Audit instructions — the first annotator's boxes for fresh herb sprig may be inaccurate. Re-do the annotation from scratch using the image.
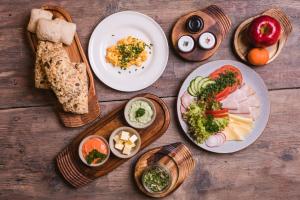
[199,71,237,100]
[135,108,146,118]
[85,149,107,165]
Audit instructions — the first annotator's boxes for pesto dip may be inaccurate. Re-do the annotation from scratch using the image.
[142,165,171,193]
[128,100,154,125]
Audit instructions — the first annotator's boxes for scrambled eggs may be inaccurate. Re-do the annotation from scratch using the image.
[105,36,148,68]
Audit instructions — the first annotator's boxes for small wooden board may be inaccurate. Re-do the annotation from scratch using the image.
[134,143,195,198]
[171,5,231,62]
[234,8,292,65]
[26,5,100,127]
[56,93,170,188]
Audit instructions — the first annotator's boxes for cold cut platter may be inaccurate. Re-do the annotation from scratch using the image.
[177,60,270,153]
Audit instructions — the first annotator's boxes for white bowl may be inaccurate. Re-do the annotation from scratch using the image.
[124,97,156,129]
[109,127,141,159]
[78,135,110,167]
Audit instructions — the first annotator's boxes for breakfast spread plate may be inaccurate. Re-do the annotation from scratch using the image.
[88,11,169,92]
[177,60,270,153]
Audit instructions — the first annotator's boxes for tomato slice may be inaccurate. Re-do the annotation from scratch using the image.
[206,108,228,115]
[209,65,243,100]
[211,113,229,118]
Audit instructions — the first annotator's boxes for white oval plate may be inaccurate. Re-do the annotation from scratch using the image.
[88,11,169,92]
[177,60,270,153]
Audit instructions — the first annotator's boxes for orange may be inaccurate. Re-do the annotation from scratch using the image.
[247,48,269,66]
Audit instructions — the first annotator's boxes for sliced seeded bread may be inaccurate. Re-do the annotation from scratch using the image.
[44,58,88,114]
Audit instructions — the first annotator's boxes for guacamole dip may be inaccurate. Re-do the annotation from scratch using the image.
[128,100,153,124]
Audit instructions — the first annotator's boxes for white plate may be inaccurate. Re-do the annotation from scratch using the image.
[88,11,169,92]
[177,60,270,153]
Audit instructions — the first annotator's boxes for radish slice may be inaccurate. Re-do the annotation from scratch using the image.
[205,133,226,147]
[181,91,195,108]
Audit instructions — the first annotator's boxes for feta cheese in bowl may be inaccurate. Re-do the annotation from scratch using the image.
[124,97,156,129]
[109,127,141,159]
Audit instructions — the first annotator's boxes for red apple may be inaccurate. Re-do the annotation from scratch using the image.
[248,15,281,47]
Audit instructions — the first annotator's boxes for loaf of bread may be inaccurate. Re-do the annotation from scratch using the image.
[27,9,53,33]
[35,41,69,89]
[43,57,88,114]
[36,18,76,45]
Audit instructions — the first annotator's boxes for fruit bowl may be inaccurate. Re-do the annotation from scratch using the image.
[233,8,292,65]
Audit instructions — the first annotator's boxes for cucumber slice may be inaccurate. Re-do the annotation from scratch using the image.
[193,77,204,95]
[190,79,198,95]
[197,77,209,92]
[201,80,215,90]
[188,79,197,96]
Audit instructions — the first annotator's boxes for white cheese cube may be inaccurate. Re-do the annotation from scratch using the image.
[113,134,121,143]
[120,131,130,141]
[125,141,136,148]
[129,134,138,143]
[122,145,132,155]
[115,142,124,151]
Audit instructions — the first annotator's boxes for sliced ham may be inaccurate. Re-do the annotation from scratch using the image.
[181,91,195,109]
[250,107,260,120]
[221,93,238,110]
[246,95,260,107]
[229,100,250,114]
[180,105,187,114]
[240,84,256,97]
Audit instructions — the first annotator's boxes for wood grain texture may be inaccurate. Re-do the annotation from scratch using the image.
[1,89,300,200]
[0,0,300,109]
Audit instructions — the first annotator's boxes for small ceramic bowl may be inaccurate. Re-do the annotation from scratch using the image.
[124,97,157,129]
[109,126,141,159]
[78,135,110,167]
[141,164,172,194]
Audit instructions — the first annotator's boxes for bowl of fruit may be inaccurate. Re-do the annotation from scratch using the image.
[233,8,292,66]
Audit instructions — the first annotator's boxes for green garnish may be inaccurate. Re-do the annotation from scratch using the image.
[142,166,170,193]
[117,40,146,67]
[85,149,107,165]
[199,71,237,100]
[135,108,145,118]
[184,101,228,143]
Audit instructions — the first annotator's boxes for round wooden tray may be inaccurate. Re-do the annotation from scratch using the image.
[171,5,231,62]
[234,8,292,64]
[134,143,195,198]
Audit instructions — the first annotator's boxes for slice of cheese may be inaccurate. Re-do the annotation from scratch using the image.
[125,140,136,148]
[229,114,253,124]
[223,126,243,141]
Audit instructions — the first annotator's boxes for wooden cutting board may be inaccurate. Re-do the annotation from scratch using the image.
[56,93,170,188]
[26,5,100,127]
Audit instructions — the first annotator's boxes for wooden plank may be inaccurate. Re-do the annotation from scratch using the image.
[1,0,300,109]
[1,89,300,199]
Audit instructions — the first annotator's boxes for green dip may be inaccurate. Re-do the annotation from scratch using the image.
[142,165,171,193]
[128,100,153,124]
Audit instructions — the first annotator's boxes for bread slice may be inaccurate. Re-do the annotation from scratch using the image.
[35,41,69,89]
[44,58,88,114]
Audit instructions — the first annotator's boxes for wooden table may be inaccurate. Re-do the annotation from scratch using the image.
[1,1,300,199]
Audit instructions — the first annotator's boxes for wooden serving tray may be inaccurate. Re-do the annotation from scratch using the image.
[234,8,292,64]
[26,5,100,127]
[56,93,170,188]
[134,143,195,198]
[171,5,231,62]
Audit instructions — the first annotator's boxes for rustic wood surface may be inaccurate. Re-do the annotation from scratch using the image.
[0,0,300,199]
